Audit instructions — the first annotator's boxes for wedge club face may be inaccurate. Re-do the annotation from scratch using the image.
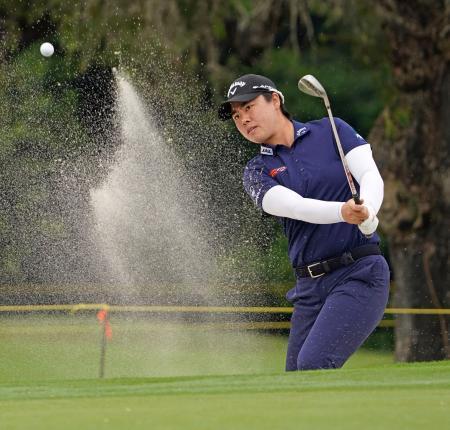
[298,74,327,99]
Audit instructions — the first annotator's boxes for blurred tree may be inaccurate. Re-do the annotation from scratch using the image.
[370,0,449,361]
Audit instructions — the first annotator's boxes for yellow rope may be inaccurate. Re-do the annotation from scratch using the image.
[0,304,449,315]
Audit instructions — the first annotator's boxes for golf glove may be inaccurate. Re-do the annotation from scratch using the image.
[358,204,379,236]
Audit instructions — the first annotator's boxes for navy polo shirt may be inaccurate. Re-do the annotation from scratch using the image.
[243,118,380,268]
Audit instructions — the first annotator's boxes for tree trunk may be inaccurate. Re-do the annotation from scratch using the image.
[370,0,450,361]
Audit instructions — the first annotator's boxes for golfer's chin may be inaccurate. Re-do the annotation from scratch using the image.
[246,132,265,144]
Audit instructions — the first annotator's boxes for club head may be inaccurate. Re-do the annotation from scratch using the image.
[298,74,327,99]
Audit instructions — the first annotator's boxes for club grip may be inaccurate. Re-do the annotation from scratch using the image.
[352,194,362,205]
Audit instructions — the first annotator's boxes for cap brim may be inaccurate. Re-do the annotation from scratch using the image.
[217,91,268,121]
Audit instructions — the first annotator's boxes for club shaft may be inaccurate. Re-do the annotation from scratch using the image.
[323,98,360,203]
[298,74,377,237]
[324,97,377,237]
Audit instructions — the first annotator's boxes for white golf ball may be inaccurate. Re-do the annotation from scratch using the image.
[40,42,54,57]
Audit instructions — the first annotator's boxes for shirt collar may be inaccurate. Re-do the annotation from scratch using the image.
[292,120,310,140]
[259,119,310,155]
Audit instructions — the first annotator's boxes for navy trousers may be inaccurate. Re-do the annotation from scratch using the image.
[285,255,390,371]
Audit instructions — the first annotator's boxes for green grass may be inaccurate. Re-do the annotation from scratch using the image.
[0,362,449,429]
[0,315,392,382]
[2,315,447,429]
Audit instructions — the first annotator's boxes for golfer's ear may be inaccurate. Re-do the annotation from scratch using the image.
[272,93,281,108]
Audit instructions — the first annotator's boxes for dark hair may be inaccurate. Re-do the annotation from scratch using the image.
[262,92,291,119]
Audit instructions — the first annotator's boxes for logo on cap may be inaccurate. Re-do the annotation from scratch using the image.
[227,81,246,98]
[252,84,276,92]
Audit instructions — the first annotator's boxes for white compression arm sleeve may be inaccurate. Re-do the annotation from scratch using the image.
[345,144,384,214]
[262,185,344,224]
[261,144,383,226]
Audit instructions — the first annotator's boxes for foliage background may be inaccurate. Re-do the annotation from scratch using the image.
[0,0,394,293]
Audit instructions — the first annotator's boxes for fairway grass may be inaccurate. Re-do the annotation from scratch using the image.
[0,361,449,430]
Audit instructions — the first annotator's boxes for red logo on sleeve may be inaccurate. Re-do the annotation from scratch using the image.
[269,166,287,178]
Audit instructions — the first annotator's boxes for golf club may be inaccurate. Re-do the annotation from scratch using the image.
[298,74,378,236]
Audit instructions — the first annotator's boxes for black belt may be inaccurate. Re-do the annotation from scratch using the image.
[295,244,381,279]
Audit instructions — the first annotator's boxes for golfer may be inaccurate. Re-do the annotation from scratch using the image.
[218,74,390,371]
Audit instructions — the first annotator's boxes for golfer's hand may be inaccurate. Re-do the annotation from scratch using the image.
[341,199,369,224]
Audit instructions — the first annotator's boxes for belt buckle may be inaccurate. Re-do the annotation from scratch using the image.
[307,262,324,278]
